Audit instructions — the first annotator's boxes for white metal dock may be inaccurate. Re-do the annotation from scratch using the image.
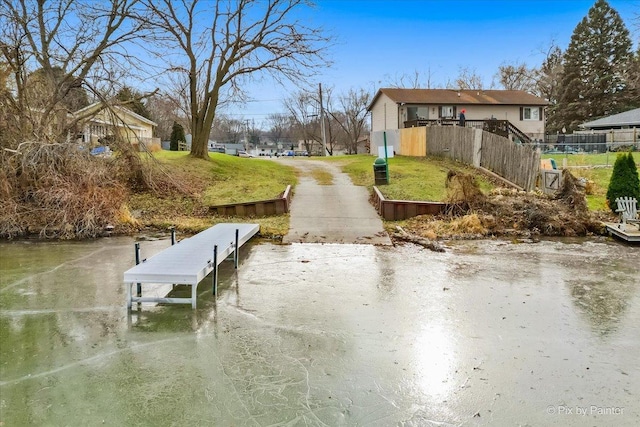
[124,223,259,309]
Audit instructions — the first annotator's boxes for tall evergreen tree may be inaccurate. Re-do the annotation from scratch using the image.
[170,122,185,151]
[625,46,640,109]
[116,86,152,120]
[556,0,633,132]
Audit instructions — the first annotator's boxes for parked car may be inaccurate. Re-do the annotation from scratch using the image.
[237,151,254,158]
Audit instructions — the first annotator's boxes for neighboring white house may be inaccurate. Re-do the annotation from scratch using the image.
[74,102,159,150]
[368,88,548,141]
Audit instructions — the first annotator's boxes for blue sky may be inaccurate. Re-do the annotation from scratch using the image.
[222,0,639,126]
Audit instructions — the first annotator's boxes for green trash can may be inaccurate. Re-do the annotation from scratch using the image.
[373,157,388,185]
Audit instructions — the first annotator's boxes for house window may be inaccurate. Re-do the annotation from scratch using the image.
[407,106,429,120]
[439,106,456,119]
[522,107,541,121]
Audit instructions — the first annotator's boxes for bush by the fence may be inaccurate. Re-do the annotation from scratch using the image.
[606,152,640,212]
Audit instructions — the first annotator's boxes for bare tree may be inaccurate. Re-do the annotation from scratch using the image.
[329,88,370,154]
[496,61,537,92]
[449,66,487,90]
[146,93,185,140]
[210,115,245,145]
[536,43,564,133]
[143,0,331,159]
[0,0,150,144]
[284,90,319,153]
[265,113,293,146]
[383,68,440,89]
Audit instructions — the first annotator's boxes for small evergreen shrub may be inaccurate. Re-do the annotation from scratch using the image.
[606,152,640,212]
[170,122,185,151]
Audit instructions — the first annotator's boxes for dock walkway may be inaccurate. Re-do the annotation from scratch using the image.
[124,223,259,308]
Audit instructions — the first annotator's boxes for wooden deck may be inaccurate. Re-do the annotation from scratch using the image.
[604,222,640,243]
[124,223,260,308]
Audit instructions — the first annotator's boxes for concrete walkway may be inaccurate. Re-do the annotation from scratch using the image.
[274,158,391,245]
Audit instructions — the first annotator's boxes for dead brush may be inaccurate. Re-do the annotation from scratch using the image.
[0,141,142,239]
[448,213,488,235]
[444,170,487,215]
[555,170,588,213]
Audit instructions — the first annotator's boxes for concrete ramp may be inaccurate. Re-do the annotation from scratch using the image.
[277,159,391,245]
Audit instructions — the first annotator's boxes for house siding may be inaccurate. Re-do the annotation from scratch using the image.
[82,107,155,145]
[370,93,399,134]
[458,105,545,140]
[372,101,545,140]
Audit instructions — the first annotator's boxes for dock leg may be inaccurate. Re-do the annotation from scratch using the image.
[191,283,197,309]
[171,228,177,290]
[234,228,239,269]
[212,245,218,295]
[127,282,132,309]
[134,243,141,298]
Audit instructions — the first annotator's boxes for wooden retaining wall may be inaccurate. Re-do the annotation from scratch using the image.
[209,185,291,217]
[372,186,446,221]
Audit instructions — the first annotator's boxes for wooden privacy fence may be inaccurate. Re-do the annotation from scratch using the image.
[480,132,540,191]
[426,126,477,165]
[399,126,427,156]
[397,127,540,191]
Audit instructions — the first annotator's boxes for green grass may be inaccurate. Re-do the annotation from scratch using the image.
[541,151,640,167]
[153,151,297,205]
[566,167,614,211]
[310,168,334,185]
[541,151,639,211]
[128,151,296,234]
[326,154,493,201]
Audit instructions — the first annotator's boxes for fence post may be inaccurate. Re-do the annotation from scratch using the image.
[473,129,482,167]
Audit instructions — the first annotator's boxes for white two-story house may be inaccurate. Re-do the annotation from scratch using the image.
[368,88,548,142]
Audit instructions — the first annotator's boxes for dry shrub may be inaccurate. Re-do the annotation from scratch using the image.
[403,213,491,239]
[399,169,600,240]
[449,213,487,234]
[555,170,588,213]
[445,170,486,214]
[31,177,127,239]
[0,141,145,239]
[116,205,140,227]
[582,179,596,195]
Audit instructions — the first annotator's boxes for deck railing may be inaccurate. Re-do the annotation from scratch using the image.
[404,118,531,143]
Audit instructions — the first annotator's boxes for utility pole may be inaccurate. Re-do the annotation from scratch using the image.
[319,83,327,156]
[243,119,250,151]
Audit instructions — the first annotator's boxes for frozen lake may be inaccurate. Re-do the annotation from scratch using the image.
[1,236,638,426]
